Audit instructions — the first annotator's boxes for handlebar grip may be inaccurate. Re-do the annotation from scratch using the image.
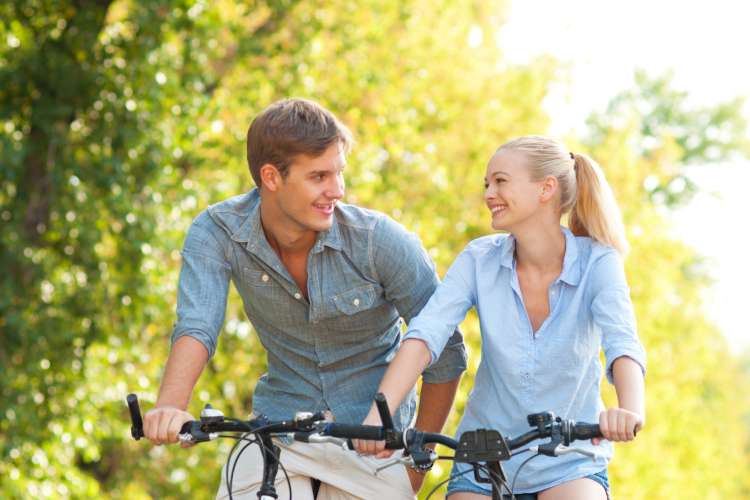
[322,423,385,441]
[571,423,602,440]
[127,394,144,440]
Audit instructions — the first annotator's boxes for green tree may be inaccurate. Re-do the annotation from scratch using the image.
[578,72,750,499]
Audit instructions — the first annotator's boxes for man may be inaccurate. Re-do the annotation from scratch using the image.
[143,98,466,499]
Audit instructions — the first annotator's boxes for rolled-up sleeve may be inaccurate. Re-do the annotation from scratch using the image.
[170,211,231,359]
[372,217,467,383]
[590,249,647,384]
[405,248,476,370]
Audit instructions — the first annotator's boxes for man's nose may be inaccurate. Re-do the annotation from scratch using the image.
[328,174,345,199]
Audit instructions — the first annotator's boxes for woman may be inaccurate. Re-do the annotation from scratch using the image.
[355,136,646,499]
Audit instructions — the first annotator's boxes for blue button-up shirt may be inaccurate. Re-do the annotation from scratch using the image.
[171,189,467,429]
[405,228,646,493]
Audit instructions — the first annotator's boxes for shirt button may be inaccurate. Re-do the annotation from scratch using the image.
[261,274,269,282]
[294,292,302,300]
[353,298,360,306]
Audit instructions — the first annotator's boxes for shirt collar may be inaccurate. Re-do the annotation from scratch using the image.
[312,215,343,253]
[497,233,516,271]
[558,227,581,286]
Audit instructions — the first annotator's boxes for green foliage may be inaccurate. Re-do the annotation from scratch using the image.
[578,76,750,498]
[1,1,748,499]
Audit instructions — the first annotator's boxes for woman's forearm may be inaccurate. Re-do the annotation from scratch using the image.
[612,355,645,421]
[374,338,433,418]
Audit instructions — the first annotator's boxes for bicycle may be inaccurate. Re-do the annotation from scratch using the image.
[127,393,603,500]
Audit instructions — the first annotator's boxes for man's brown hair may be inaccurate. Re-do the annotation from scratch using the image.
[246,98,353,187]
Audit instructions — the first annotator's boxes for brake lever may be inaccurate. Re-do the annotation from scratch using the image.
[374,455,414,475]
[530,444,600,461]
[373,449,437,476]
[178,421,218,444]
[294,432,351,450]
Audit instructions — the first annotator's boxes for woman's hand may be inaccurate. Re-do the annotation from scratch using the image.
[593,407,644,445]
[352,408,394,458]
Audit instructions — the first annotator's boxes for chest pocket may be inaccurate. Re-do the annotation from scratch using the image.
[240,267,306,331]
[332,284,376,315]
[243,268,276,288]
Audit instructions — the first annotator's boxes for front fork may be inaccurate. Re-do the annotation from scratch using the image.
[257,434,281,500]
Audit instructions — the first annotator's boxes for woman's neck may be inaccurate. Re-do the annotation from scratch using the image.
[513,223,566,274]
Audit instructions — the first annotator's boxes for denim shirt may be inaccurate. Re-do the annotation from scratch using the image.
[405,228,646,493]
[171,189,467,429]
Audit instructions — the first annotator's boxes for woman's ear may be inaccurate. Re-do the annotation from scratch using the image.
[540,175,559,203]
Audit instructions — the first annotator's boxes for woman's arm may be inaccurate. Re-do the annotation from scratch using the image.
[597,355,645,443]
[354,245,479,455]
[354,339,433,455]
[589,250,647,444]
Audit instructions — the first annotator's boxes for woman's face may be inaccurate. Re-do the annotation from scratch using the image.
[484,150,547,231]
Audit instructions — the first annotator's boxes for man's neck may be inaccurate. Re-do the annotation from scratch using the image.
[259,201,317,258]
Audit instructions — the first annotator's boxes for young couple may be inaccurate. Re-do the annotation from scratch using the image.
[143,98,646,500]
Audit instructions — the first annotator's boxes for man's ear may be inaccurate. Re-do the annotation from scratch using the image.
[260,164,282,192]
[540,175,558,203]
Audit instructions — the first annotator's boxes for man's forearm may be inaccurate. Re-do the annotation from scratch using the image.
[156,335,210,409]
[414,376,461,434]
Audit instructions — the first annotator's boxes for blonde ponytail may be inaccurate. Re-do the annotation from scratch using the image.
[568,153,629,256]
[496,136,629,256]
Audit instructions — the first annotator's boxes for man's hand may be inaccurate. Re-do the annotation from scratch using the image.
[593,407,643,445]
[143,406,195,448]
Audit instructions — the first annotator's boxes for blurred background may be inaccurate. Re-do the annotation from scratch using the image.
[1,1,749,498]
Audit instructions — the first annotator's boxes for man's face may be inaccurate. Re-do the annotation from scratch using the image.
[274,142,346,233]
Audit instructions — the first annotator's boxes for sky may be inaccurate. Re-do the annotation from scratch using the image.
[498,0,750,352]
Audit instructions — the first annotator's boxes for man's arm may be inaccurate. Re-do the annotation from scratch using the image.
[143,211,231,446]
[370,216,468,385]
[408,377,461,492]
[414,378,461,435]
[143,336,209,446]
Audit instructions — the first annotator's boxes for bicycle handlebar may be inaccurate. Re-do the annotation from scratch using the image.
[127,392,602,451]
[127,392,606,499]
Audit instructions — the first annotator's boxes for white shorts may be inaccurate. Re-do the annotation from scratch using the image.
[215,438,415,500]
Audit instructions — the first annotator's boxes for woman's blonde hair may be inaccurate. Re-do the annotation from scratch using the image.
[496,135,629,255]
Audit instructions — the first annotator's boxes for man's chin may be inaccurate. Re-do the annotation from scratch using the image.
[307,216,334,232]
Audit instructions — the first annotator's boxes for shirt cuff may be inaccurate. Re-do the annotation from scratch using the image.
[420,330,467,384]
[171,328,216,359]
[605,349,646,385]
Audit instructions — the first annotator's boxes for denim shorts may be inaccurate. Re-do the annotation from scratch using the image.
[446,467,609,499]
